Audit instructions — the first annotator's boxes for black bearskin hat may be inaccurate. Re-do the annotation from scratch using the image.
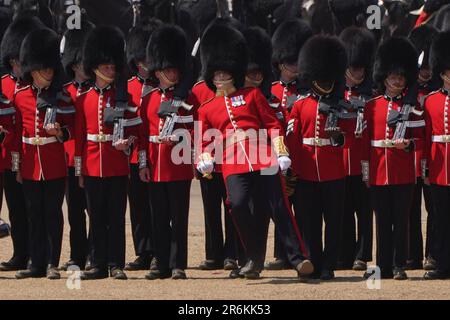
[430,30,450,76]
[339,26,376,70]
[200,23,248,91]
[1,16,45,73]
[272,19,312,69]
[82,25,125,78]
[146,24,189,74]
[60,21,95,79]
[19,28,61,83]
[409,24,438,69]
[243,26,273,97]
[126,18,162,74]
[298,34,348,83]
[373,37,418,90]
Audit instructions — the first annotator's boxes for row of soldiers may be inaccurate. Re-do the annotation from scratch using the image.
[0,2,449,281]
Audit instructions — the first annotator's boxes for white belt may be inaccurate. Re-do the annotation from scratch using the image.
[303,137,331,146]
[22,136,57,146]
[149,135,160,143]
[371,139,396,148]
[87,133,113,142]
[432,135,450,143]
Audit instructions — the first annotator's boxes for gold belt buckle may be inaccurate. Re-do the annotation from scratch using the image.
[384,140,394,147]
[315,138,322,147]
[97,134,105,142]
[443,135,450,143]
[32,137,41,145]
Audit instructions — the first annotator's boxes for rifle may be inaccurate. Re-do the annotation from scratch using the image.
[158,99,192,142]
[318,98,345,146]
[112,118,125,146]
[44,106,58,127]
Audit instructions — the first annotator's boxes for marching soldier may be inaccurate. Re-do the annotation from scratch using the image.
[139,24,195,280]
[13,28,74,279]
[338,26,376,271]
[58,21,94,271]
[0,16,44,272]
[407,24,438,271]
[196,23,313,280]
[423,30,450,280]
[192,17,242,272]
[124,19,161,272]
[75,26,141,280]
[265,18,313,271]
[287,35,348,280]
[362,37,422,280]
[191,77,239,271]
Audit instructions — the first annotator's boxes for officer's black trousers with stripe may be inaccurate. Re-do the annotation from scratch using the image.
[148,180,191,271]
[22,178,65,271]
[65,167,89,267]
[128,164,153,258]
[370,184,414,272]
[84,176,127,270]
[3,170,29,264]
[199,172,237,264]
[226,170,307,271]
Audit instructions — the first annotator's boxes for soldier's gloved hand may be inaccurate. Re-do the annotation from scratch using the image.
[278,156,291,172]
[197,159,214,175]
[113,138,130,151]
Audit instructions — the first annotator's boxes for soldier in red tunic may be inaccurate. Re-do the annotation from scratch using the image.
[361,37,423,280]
[196,23,312,280]
[337,26,376,272]
[0,16,44,272]
[287,35,348,280]
[75,26,141,280]
[265,18,313,271]
[58,20,94,272]
[13,29,73,280]
[138,24,195,280]
[407,24,438,271]
[423,31,450,280]
[124,19,162,272]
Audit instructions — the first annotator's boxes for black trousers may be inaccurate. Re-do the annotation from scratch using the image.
[226,171,306,270]
[22,178,65,270]
[148,180,191,271]
[371,184,414,271]
[3,170,29,262]
[429,184,450,272]
[295,179,345,274]
[273,186,300,262]
[408,178,434,263]
[199,172,237,262]
[339,175,373,266]
[84,176,127,269]
[128,164,153,258]
[65,167,89,265]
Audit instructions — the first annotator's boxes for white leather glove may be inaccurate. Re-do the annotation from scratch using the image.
[197,159,214,175]
[278,156,291,172]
